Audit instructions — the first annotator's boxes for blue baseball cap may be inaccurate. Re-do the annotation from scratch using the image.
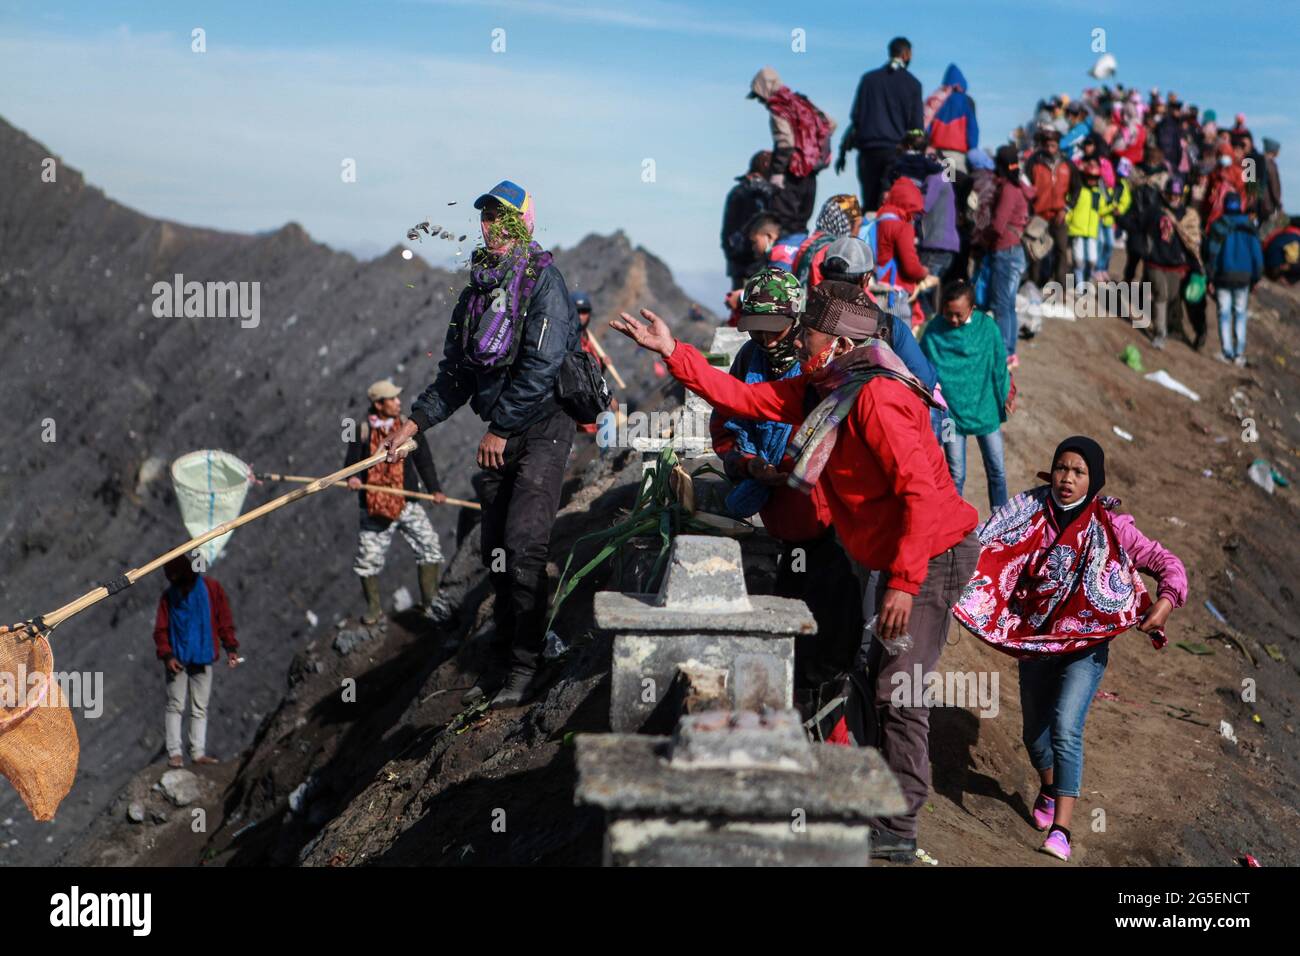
[473,180,532,216]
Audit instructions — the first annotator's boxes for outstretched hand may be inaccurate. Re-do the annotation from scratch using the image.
[610,309,677,359]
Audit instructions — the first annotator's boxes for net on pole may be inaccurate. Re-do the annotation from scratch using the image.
[0,634,78,821]
[170,450,252,566]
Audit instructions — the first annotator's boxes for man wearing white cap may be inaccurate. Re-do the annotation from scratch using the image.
[345,378,448,626]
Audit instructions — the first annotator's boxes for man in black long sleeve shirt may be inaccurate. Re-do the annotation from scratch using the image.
[837,37,924,212]
[344,378,448,626]
[384,180,579,708]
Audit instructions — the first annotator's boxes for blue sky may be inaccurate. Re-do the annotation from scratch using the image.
[3,0,1298,305]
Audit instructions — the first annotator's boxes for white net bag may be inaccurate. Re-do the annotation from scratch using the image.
[170,450,252,566]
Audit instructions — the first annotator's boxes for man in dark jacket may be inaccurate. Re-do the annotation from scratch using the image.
[344,378,448,626]
[721,151,776,289]
[1140,179,1202,349]
[1118,147,1170,283]
[836,37,923,212]
[1153,104,1184,177]
[385,180,579,708]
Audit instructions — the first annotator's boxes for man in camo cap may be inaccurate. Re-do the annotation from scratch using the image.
[712,268,861,686]
[736,266,804,371]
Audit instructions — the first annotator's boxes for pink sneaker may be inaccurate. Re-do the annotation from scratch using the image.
[1041,828,1071,861]
[1031,791,1055,831]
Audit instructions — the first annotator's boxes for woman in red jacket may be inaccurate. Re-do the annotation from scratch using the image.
[612,290,978,861]
[872,177,932,328]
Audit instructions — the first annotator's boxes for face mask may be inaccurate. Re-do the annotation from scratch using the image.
[763,331,799,374]
[1051,488,1085,509]
[804,336,849,374]
[1218,155,1231,168]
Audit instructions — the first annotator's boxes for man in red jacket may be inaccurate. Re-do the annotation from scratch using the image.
[1025,127,1080,288]
[152,555,240,768]
[612,294,979,862]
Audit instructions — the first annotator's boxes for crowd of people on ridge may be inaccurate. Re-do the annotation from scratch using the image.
[154,37,1292,866]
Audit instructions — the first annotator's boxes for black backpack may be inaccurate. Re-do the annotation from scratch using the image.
[554,350,613,425]
[801,670,878,746]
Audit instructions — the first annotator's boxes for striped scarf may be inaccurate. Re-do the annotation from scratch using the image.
[786,341,937,494]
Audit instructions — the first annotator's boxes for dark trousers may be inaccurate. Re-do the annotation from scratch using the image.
[862,532,980,839]
[856,147,896,212]
[1122,250,1142,284]
[774,532,863,686]
[478,408,573,669]
[771,172,818,235]
[1034,218,1071,287]
[918,249,955,319]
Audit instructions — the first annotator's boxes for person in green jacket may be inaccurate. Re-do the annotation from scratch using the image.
[921,280,1011,509]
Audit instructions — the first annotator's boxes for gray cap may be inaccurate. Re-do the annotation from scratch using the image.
[821,236,874,278]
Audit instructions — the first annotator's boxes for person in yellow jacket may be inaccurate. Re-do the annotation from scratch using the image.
[1097,171,1130,281]
[1066,158,1111,286]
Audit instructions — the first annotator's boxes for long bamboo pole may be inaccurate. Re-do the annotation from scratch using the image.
[258,472,480,510]
[2,441,417,639]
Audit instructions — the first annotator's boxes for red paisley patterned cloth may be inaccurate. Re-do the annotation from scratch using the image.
[952,487,1160,658]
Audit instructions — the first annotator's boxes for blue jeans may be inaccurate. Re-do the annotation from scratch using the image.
[942,428,1008,509]
[1018,642,1110,798]
[1097,222,1114,273]
[929,406,947,444]
[1071,235,1098,287]
[1216,285,1250,358]
[988,245,1026,357]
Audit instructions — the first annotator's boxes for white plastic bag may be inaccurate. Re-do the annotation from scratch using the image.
[1017,281,1044,337]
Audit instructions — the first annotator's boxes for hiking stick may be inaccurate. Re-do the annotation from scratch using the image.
[584,332,627,389]
[257,472,481,511]
[1,441,417,641]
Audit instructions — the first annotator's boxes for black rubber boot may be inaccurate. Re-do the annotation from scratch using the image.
[869,826,917,864]
[418,563,454,624]
[461,636,511,706]
[491,663,538,709]
[359,575,383,625]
